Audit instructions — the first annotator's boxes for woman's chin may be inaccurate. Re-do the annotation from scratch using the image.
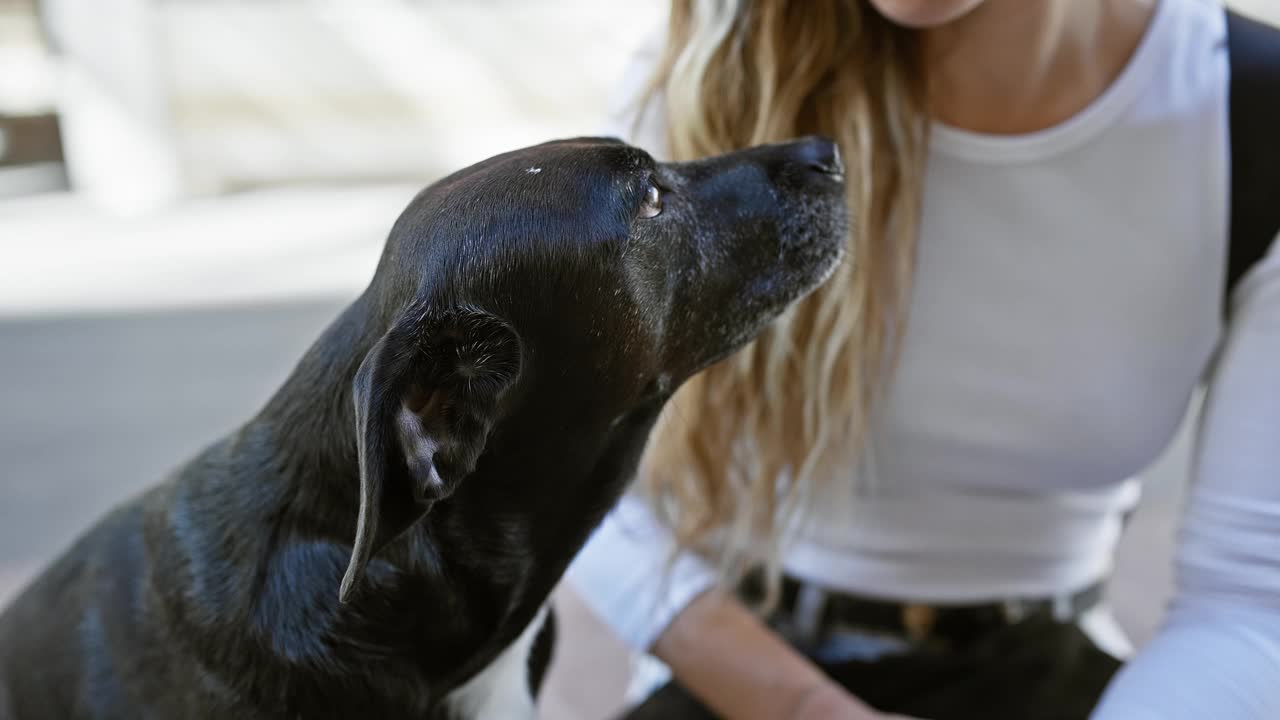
[866,0,988,29]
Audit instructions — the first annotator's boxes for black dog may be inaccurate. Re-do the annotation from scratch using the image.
[0,136,846,719]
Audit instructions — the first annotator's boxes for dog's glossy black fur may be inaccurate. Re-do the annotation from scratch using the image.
[0,136,846,719]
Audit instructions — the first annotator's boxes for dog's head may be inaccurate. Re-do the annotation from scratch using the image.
[339,136,847,601]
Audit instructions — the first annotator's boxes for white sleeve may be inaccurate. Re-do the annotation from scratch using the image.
[565,494,718,650]
[1092,240,1280,719]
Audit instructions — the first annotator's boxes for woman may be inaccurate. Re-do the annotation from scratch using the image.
[568,0,1280,718]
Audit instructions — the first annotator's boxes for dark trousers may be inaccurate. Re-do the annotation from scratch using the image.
[621,617,1122,720]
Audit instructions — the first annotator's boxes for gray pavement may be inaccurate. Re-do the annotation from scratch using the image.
[0,299,344,596]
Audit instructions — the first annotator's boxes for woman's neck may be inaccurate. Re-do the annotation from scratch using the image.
[923,0,1156,134]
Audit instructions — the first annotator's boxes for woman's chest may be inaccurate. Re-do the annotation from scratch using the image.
[879,151,1224,492]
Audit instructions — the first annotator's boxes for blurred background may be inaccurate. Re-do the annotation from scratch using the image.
[0,1,1276,718]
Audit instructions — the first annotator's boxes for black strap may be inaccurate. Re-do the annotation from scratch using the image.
[1226,11,1280,306]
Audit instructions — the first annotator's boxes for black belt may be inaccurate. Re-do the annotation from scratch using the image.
[746,575,1105,650]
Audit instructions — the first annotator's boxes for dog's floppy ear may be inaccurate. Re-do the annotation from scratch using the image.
[339,306,521,603]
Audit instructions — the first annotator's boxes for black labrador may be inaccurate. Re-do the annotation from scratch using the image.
[0,136,846,719]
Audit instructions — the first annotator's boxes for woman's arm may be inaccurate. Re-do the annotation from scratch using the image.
[567,496,887,720]
[1092,241,1280,719]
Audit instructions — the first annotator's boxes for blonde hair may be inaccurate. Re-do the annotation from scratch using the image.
[638,0,930,597]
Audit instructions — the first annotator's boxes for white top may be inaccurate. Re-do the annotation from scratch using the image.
[567,1,1280,717]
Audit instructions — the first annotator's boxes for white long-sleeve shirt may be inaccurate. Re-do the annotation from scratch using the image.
[567,1,1280,717]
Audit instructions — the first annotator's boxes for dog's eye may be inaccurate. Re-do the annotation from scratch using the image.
[638,181,663,219]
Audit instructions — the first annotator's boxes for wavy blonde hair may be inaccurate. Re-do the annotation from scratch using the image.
[638,0,930,596]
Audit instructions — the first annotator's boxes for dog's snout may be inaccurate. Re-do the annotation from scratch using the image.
[789,136,843,179]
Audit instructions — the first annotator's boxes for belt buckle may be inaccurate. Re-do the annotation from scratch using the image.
[1001,598,1030,624]
[1051,593,1074,621]
[901,603,937,642]
[791,583,828,644]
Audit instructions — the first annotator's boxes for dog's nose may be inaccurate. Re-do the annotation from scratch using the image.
[790,136,843,179]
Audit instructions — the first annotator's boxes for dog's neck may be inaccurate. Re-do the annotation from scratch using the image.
[181,293,657,687]
[258,297,376,492]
